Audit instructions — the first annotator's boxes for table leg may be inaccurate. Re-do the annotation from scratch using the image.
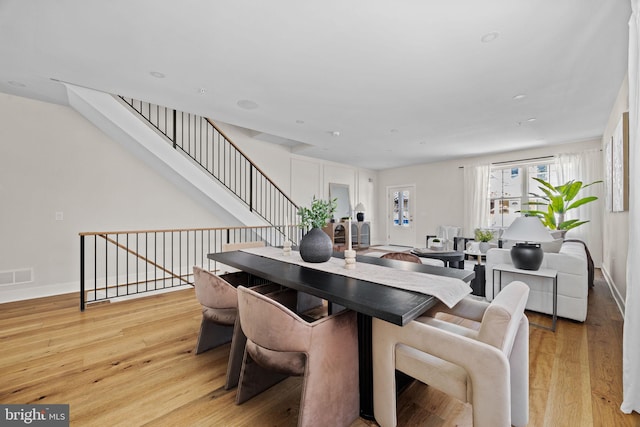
[357,313,375,420]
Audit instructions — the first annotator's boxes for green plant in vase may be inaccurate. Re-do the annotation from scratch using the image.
[518,178,602,231]
[474,228,495,253]
[297,197,337,262]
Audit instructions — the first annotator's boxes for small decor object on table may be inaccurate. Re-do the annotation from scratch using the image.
[474,228,495,253]
[297,196,337,263]
[344,249,356,269]
[430,238,443,250]
[283,239,292,256]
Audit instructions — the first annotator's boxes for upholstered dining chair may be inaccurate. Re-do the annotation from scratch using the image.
[192,266,280,389]
[380,251,422,263]
[373,281,530,427]
[235,285,360,427]
[380,251,445,267]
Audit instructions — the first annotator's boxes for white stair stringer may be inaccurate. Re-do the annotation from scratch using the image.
[64,83,269,230]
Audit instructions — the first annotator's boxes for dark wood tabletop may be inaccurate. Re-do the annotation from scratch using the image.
[208,250,473,326]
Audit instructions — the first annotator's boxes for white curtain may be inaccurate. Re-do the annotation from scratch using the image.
[463,163,490,238]
[554,149,604,266]
[622,0,640,414]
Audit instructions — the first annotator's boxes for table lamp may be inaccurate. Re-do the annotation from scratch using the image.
[501,216,553,270]
[354,202,366,222]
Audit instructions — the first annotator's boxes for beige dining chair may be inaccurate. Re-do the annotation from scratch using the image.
[373,281,530,427]
[380,251,445,267]
[235,285,360,427]
[380,251,422,263]
[192,266,281,389]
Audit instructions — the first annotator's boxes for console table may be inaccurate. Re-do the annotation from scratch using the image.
[493,263,558,332]
[323,221,370,249]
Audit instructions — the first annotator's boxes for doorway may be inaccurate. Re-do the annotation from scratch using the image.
[386,185,416,247]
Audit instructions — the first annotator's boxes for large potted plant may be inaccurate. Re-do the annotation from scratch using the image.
[519,177,602,233]
[297,196,337,262]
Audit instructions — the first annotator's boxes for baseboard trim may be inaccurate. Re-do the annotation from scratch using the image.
[601,265,625,317]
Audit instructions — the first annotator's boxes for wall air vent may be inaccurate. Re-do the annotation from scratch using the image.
[0,268,34,286]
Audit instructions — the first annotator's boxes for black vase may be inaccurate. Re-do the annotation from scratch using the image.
[357,212,365,222]
[299,227,333,263]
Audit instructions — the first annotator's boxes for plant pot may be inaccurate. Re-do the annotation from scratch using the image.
[299,227,333,263]
[479,242,491,253]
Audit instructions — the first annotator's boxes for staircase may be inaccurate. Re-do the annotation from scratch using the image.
[64,83,299,243]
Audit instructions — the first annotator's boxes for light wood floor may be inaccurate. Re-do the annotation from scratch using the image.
[1,270,639,426]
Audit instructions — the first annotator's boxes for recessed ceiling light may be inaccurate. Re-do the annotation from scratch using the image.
[237,99,259,110]
[149,71,165,78]
[331,131,341,137]
[199,88,207,95]
[481,32,499,43]
[512,94,526,100]
[527,117,537,122]
[8,80,26,87]
[296,120,305,124]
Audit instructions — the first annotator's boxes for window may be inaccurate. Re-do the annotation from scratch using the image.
[392,190,410,227]
[489,162,556,229]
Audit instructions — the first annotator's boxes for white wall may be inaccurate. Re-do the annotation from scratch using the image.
[212,122,379,242]
[0,93,229,303]
[376,139,602,249]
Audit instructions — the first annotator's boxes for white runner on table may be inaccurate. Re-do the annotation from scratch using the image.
[241,246,471,308]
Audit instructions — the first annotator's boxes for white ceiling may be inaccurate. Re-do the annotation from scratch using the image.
[0,0,631,170]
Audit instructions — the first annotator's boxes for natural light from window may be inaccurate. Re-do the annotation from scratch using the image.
[489,162,557,229]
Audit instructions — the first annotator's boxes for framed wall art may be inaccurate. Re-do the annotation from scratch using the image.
[612,111,629,212]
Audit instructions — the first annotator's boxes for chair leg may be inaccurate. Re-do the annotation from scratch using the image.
[510,317,530,427]
[194,317,234,354]
[235,349,289,404]
[224,316,246,389]
[372,318,400,427]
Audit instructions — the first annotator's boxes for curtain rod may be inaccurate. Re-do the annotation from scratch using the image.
[458,155,554,169]
[491,155,554,166]
[458,147,602,169]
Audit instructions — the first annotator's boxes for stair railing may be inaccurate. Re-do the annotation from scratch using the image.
[79,225,301,310]
[118,97,299,240]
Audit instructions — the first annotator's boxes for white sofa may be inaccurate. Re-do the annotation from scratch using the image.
[485,241,589,322]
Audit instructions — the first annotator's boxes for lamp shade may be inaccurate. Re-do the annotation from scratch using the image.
[354,202,365,212]
[501,216,553,243]
[502,216,553,270]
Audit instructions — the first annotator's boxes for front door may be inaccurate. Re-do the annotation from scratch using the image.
[387,185,416,247]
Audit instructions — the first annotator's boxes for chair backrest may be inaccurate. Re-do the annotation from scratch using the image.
[237,286,312,352]
[193,266,238,309]
[436,225,462,240]
[477,281,529,356]
[222,241,266,252]
[381,252,422,264]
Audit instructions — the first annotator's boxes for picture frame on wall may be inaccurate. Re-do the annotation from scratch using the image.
[605,137,613,212]
[612,112,629,212]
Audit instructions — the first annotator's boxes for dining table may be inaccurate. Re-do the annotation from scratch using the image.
[207,248,474,420]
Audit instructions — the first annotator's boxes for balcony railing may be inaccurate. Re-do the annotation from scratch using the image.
[79,225,300,310]
[118,97,298,235]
